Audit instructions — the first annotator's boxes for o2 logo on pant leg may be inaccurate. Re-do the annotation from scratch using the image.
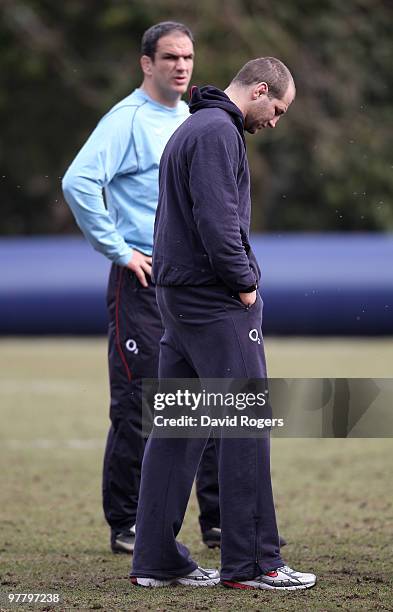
[249,329,261,344]
[125,338,139,354]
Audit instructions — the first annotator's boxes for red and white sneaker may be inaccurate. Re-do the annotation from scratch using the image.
[131,566,220,588]
[222,565,316,591]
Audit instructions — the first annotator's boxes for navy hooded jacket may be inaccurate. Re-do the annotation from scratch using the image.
[152,86,260,293]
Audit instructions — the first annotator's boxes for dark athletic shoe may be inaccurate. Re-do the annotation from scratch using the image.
[202,527,221,549]
[111,525,135,554]
[130,566,220,588]
[202,528,287,549]
[222,565,316,591]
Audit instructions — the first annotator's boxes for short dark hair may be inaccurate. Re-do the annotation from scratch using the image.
[232,57,294,100]
[141,21,194,60]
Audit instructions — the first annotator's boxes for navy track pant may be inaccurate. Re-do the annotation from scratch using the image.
[102,264,220,533]
[131,285,283,581]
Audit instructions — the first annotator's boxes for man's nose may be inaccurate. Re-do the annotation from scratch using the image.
[268,117,280,128]
[176,57,187,71]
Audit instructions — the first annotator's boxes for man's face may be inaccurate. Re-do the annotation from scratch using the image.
[245,82,295,134]
[143,33,194,102]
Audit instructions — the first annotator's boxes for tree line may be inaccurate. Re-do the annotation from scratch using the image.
[0,0,392,235]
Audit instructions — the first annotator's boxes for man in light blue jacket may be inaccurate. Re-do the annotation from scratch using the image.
[62,21,220,554]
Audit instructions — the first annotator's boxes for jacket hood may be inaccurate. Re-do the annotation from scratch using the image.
[189,85,245,139]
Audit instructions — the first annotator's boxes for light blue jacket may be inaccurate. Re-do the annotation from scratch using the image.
[62,88,189,265]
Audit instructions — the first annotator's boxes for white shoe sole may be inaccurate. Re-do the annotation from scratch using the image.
[131,576,220,588]
[177,576,220,587]
[131,577,171,587]
[222,577,316,591]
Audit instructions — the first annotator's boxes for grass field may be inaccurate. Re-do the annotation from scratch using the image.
[0,338,392,611]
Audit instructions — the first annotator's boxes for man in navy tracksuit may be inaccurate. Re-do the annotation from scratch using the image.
[131,58,317,590]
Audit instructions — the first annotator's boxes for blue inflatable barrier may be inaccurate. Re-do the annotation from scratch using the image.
[0,234,392,335]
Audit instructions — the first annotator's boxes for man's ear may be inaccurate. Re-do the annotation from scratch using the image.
[252,81,269,100]
[140,55,153,77]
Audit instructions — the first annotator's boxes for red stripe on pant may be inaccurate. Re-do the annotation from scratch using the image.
[115,266,132,382]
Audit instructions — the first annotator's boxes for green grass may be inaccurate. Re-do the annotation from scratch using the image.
[0,338,392,611]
